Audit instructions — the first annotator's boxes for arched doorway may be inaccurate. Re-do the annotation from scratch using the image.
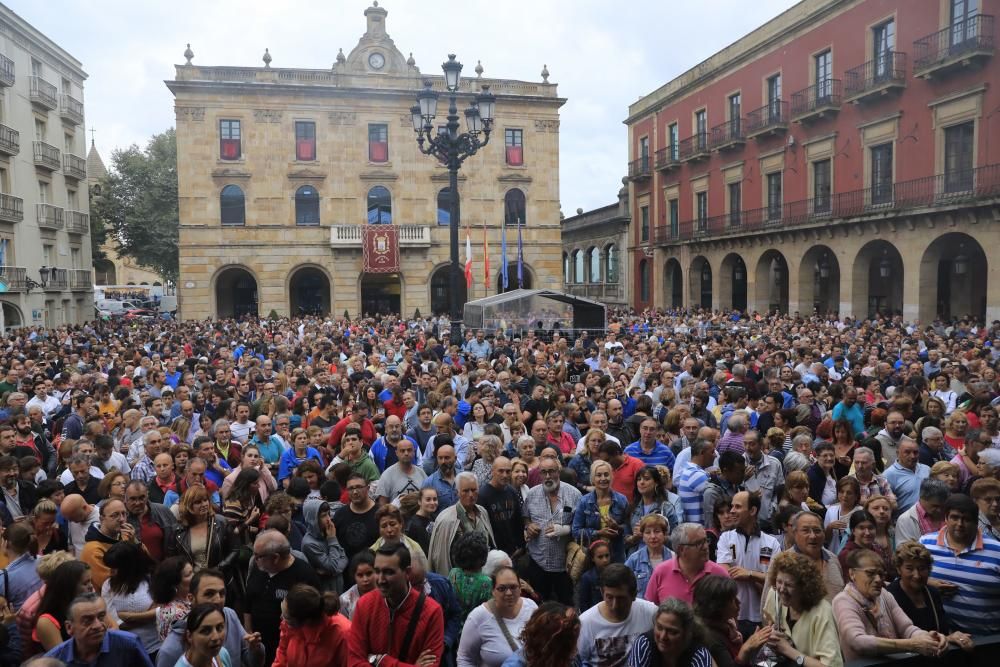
[430,264,467,316]
[690,256,712,310]
[289,266,330,316]
[719,253,748,312]
[360,273,401,316]
[93,259,116,285]
[1,301,22,331]
[798,246,840,316]
[852,240,903,318]
[497,263,532,293]
[919,233,987,322]
[215,266,258,319]
[664,258,683,309]
[754,250,789,314]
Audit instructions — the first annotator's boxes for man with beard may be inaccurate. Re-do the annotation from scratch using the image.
[870,410,907,467]
[0,454,36,521]
[522,455,581,605]
[375,437,426,505]
[421,444,459,512]
[14,412,55,476]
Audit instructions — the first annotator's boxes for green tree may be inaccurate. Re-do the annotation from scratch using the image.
[90,129,179,282]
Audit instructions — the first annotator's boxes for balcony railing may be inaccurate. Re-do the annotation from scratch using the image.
[0,124,18,156]
[59,94,84,126]
[329,224,432,248]
[628,156,651,180]
[65,210,89,235]
[791,79,842,121]
[36,203,64,230]
[914,14,994,76]
[70,269,92,290]
[0,266,26,291]
[565,282,624,302]
[0,194,23,223]
[710,119,745,151]
[32,141,60,171]
[653,162,1000,245]
[744,101,788,138]
[0,54,13,87]
[844,51,907,102]
[63,153,87,181]
[677,133,710,162]
[655,146,680,171]
[29,75,57,110]
[46,268,68,290]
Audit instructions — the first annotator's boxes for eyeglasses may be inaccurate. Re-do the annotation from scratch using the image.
[680,538,708,549]
[539,469,560,476]
[494,584,519,593]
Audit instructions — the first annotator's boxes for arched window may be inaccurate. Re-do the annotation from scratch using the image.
[563,253,571,284]
[367,186,392,224]
[295,185,320,226]
[605,244,618,283]
[504,188,526,226]
[437,188,452,226]
[639,260,650,302]
[220,185,245,226]
[589,247,601,283]
[574,250,585,284]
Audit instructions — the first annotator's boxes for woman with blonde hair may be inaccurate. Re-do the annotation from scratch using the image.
[167,485,236,572]
[510,459,530,501]
[929,460,960,492]
[171,417,192,445]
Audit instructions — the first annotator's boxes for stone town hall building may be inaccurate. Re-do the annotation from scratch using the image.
[168,2,564,320]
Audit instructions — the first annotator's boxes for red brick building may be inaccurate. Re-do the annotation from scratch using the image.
[626,0,1000,322]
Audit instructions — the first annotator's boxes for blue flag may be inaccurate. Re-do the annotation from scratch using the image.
[516,218,524,288]
[500,220,508,290]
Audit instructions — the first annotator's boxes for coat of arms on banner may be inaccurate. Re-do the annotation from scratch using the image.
[362,226,400,273]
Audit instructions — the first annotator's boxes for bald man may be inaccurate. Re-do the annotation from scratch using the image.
[370,415,405,473]
[478,455,524,554]
[60,493,99,556]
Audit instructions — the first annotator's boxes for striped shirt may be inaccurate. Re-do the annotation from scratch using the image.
[920,527,1000,634]
[626,634,712,667]
[623,440,676,469]
[677,462,710,525]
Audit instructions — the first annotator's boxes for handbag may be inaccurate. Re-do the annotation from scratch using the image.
[566,534,587,583]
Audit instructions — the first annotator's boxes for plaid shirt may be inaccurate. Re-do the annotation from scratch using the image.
[521,482,582,572]
[849,472,895,504]
[131,456,157,485]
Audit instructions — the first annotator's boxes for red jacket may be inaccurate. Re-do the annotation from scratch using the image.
[328,416,378,450]
[273,614,348,667]
[348,587,444,667]
[612,453,646,504]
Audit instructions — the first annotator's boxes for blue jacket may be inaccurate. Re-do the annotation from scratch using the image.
[426,571,462,649]
[572,490,630,562]
[624,544,674,601]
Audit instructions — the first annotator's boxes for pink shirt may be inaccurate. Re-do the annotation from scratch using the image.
[644,557,731,605]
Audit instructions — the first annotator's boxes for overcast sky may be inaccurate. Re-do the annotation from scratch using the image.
[9,0,798,213]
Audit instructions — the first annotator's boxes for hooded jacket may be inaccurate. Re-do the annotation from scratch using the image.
[301,499,348,593]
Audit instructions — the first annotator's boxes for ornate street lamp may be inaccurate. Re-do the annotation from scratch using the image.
[412,54,495,343]
[24,266,50,292]
[818,255,830,279]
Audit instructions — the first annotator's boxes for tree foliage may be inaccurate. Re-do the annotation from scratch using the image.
[90,129,179,282]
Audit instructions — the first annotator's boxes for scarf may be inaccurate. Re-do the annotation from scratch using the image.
[844,583,894,639]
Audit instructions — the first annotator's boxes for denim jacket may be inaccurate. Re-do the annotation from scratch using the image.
[627,494,684,538]
[624,543,674,601]
[571,490,630,562]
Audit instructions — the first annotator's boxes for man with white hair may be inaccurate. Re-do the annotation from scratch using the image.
[426,471,495,575]
[645,522,729,605]
[522,454,582,605]
[918,426,950,467]
[849,446,896,506]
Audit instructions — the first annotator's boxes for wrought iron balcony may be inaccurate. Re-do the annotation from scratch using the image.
[0,266,26,291]
[65,210,89,235]
[29,75,57,110]
[0,194,22,223]
[0,54,13,87]
[70,269,92,290]
[63,153,87,181]
[628,156,651,181]
[36,203,64,231]
[710,119,745,151]
[914,14,994,77]
[844,51,907,102]
[655,146,680,172]
[60,94,84,126]
[46,268,68,290]
[677,133,710,162]
[329,224,431,248]
[0,124,18,156]
[791,79,842,122]
[744,101,788,139]
[32,141,61,171]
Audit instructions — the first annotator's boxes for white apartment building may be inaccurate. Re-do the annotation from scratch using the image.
[0,3,92,330]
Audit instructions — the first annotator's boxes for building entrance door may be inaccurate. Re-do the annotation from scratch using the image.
[360,273,401,317]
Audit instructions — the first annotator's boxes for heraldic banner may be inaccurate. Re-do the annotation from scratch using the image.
[362,226,400,274]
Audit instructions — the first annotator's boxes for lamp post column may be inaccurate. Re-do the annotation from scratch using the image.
[449,158,462,343]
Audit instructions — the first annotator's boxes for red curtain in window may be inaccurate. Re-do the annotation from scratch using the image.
[221,139,240,160]
[370,141,388,163]
[296,139,315,161]
[506,146,523,166]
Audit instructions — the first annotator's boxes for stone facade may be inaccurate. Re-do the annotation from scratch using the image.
[167,2,564,320]
[560,180,630,306]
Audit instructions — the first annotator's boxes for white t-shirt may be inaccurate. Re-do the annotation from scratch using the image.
[59,466,106,486]
[457,598,537,667]
[576,599,657,667]
[716,528,782,623]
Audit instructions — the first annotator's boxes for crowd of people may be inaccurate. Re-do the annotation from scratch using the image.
[0,307,997,667]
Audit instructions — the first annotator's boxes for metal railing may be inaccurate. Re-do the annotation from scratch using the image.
[0,266,25,291]
[655,146,680,170]
[32,141,60,170]
[0,194,22,223]
[60,94,84,125]
[914,14,995,72]
[565,282,624,302]
[844,51,907,99]
[628,156,651,179]
[46,268,68,290]
[791,79,842,118]
[329,224,432,248]
[744,101,788,136]
[36,203,64,230]
[0,124,18,155]
[29,75,57,109]
[653,162,1000,244]
[65,210,89,235]
[70,269,92,289]
[677,132,710,160]
[63,153,87,181]
[0,54,13,87]
[710,119,744,149]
